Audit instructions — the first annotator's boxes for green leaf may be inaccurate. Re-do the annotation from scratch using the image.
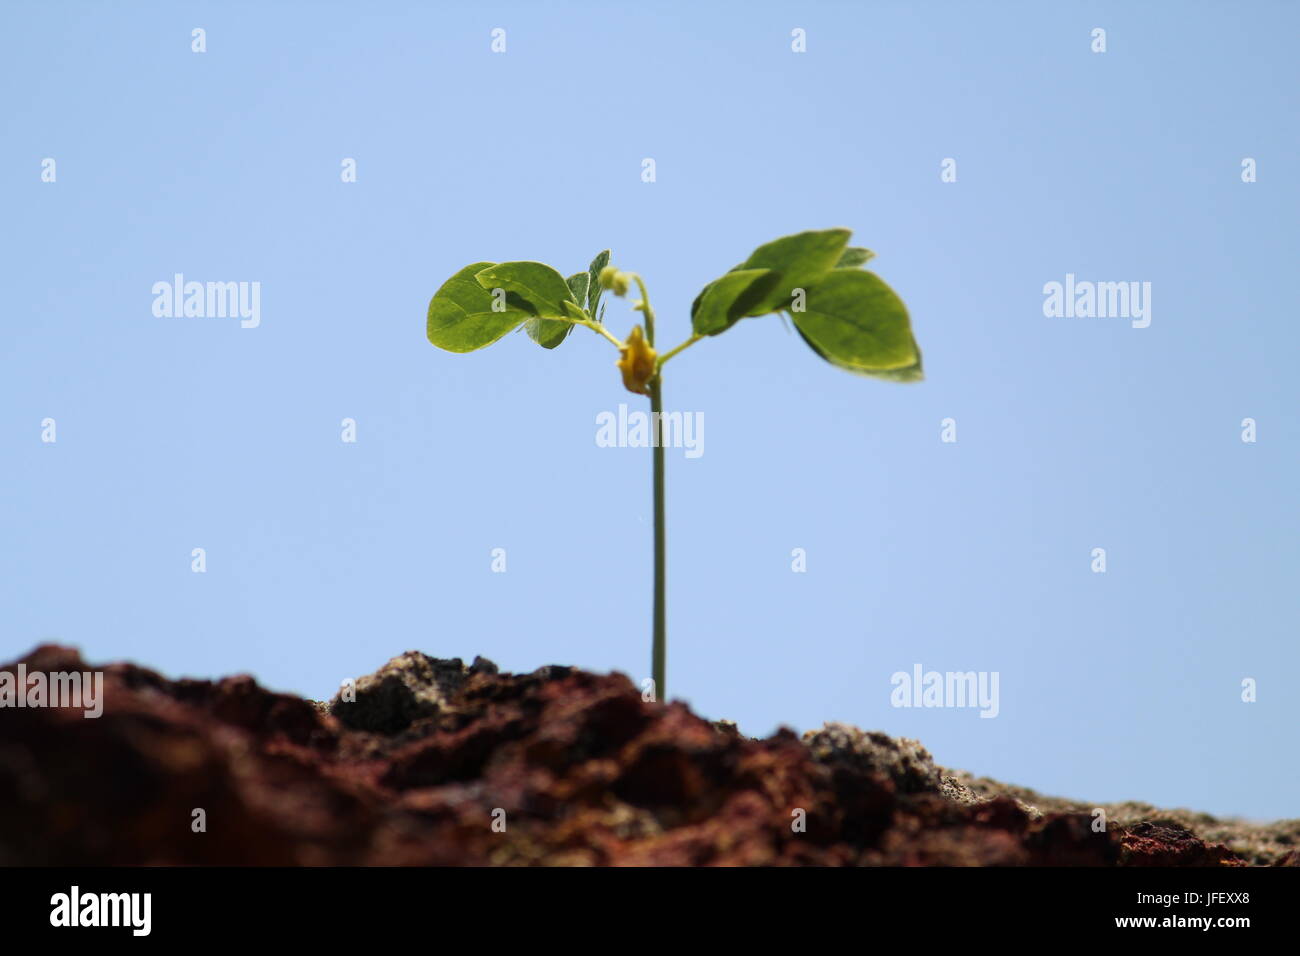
[790,270,921,380]
[586,250,610,319]
[797,324,924,381]
[474,262,575,318]
[861,350,923,382]
[836,247,876,269]
[566,272,590,307]
[427,261,533,353]
[524,317,572,349]
[522,272,591,349]
[729,228,851,316]
[691,268,777,336]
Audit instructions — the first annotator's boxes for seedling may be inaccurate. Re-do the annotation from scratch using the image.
[426,228,922,699]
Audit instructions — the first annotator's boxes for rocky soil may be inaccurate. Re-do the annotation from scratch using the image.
[2,645,1295,866]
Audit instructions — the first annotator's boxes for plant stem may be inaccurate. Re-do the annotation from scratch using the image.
[657,333,702,368]
[648,374,666,702]
[630,272,667,702]
[630,274,655,343]
[572,316,624,350]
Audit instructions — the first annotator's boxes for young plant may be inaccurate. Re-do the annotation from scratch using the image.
[426,228,921,700]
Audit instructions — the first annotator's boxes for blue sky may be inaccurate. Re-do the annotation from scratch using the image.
[2,1,1296,820]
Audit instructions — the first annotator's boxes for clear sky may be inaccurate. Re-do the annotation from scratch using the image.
[2,1,1296,820]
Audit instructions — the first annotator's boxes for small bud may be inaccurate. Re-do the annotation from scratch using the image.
[599,265,630,296]
[616,325,657,395]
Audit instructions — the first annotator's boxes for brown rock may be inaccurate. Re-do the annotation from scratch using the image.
[0,645,1272,867]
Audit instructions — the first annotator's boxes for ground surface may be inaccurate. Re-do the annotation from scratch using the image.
[2,645,1294,866]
